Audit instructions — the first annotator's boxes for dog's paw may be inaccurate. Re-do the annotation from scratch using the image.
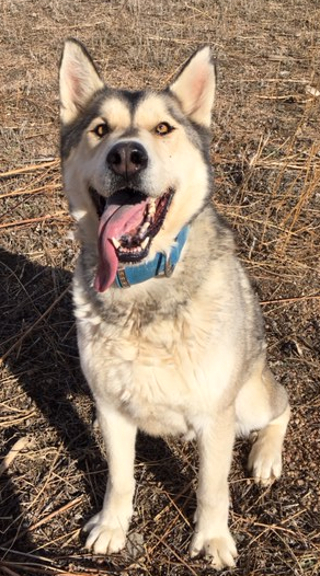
[84,512,126,554]
[190,529,237,569]
[248,436,282,485]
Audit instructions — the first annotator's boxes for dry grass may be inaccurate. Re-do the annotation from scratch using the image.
[1,1,319,574]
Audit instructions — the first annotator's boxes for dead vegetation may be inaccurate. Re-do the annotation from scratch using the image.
[0,1,319,575]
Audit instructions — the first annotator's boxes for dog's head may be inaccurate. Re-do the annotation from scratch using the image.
[59,40,216,291]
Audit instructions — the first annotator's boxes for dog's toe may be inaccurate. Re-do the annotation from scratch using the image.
[248,438,282,485]
[84,513,126,554]
[85,524,126,555]
[190,530,237,569]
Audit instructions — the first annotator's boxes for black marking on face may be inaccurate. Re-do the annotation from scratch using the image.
[119,90,147,114]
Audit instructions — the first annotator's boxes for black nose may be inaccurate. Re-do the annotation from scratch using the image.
[107,141,148,179]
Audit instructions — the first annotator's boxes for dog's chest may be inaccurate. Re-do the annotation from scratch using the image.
[77,291,227,437]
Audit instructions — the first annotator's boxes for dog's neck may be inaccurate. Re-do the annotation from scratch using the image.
[115,225,189,288]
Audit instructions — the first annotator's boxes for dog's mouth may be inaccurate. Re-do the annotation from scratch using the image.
[92,187,174,292]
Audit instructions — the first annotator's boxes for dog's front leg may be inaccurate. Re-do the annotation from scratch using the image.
[190,407,238,569]
[85,405,137,554]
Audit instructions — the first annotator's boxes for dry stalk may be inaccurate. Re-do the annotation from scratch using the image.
[0,160,59,178]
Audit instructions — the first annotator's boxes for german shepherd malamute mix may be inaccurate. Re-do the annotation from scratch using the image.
[59,39,290,569]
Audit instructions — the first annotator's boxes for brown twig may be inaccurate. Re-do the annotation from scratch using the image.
[0,160,59,178]
[1,184,60,200]
[261,294,320,305]
[28,497,83,534]
[0,213,70,229]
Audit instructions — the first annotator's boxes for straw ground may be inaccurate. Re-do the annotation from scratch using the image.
[1,1,319,575]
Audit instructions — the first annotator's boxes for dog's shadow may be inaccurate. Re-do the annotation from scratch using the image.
[0,247,192,559]
[0,247,92,556]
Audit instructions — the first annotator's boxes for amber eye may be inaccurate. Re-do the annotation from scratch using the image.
[155,122,174,136]
[93,123,109,138]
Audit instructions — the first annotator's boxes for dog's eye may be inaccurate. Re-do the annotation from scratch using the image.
[155,122,174,136]
[93,123,109,138]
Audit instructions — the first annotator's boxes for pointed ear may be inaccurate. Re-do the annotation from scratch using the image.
[59,39,104,124]
[169,47,216,127]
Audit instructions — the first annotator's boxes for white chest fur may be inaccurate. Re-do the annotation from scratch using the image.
[74,274,239,438]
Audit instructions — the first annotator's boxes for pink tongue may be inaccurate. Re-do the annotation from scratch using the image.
[94,198,148,292]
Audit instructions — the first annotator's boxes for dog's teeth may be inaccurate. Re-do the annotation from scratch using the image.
[141,238,149,249]
[111,237,121,248]
[148,199,157,217]
[139,222,150,236]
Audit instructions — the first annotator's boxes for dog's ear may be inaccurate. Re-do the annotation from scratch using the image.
[168,47,216,127]
[59,39,104,124]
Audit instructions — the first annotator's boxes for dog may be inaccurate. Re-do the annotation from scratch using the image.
[59,39,290,569]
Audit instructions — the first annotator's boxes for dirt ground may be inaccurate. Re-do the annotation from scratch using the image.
[1,1,319,575]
